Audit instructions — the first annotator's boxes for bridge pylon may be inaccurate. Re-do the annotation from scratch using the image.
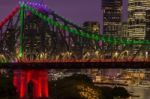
[13,70,48,99]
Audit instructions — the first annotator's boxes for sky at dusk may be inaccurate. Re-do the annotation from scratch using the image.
[0,0,128,26]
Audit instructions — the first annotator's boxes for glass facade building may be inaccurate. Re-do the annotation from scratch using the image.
[102,0,122,37]
[121,22,129,38]
[146,9,150,40]
[128,0,147,40]
[83,21,100,50]
[83,21,100,33]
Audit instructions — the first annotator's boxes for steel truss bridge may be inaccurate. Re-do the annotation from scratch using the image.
[0,0,150,98]
[1,3,150,64]
[0,1,150,64]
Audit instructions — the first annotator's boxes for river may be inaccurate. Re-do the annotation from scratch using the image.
[95,84,150,99]
[126,86,150,99]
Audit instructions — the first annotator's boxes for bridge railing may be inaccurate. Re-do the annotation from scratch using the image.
[16,58,150,63]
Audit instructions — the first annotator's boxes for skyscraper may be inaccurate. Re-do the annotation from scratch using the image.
[121,22,128,38]
[146,9,150,40]
[128,0,147,40]
[82,21,100,50]
[101,0,122,51]
[102,0,122,36]
[128,0,150,56]
[83,21,100,33]
[128,0,149,78]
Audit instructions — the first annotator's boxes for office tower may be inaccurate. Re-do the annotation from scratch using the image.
[82,21,100,50]
[101,0,122,51]
[146,9,150,40]
[102,0,122,37]
[128,0,150,57]
[82,22,100,82]
[145,8,150,60]
[101,0,122,77]
[121,22,129,38]
[83,21,100,33]
[128,0,147,40]
[128,0,149,78]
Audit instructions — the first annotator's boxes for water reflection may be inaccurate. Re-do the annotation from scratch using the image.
[126,86,150,99]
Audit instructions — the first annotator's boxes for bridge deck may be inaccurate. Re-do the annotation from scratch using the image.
[0,61,150,69]
[16,58,150,62]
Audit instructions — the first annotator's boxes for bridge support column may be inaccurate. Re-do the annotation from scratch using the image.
[13,70,49,99]
[20,74,27,99]
[41,71,49,97]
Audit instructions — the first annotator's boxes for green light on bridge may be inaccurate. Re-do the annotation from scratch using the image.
[21,4,150,45]
[19,4,24,58]
[22,5,101,41]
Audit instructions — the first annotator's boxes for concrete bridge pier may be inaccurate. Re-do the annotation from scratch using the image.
[13,70,49,99]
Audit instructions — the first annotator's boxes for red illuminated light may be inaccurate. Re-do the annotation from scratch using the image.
[13,70,49,98]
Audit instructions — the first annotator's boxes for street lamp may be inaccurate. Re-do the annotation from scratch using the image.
[114,52,118,58]
[145,51,148,59]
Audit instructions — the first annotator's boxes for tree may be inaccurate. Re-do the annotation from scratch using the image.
[0,72,18,99]
[98,86,113,99]
[49,74,103,99]
[112,86,130,98]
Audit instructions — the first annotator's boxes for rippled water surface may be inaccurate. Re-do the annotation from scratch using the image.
[126,86,150,99]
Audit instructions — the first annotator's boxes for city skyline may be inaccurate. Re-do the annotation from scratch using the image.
[0,0,128,26]
[0,1,150,99]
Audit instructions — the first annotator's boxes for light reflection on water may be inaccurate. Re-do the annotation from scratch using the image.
[95,84,150,99]
[126,86,150,99]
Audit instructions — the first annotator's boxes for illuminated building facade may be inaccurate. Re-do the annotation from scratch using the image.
[128,0,147,40]
[83,21,100,33]
[146,9,150,40]
[83,21,100,50]
[127,0,150,81]
[102,0,122,36]
[121,22,129,38]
